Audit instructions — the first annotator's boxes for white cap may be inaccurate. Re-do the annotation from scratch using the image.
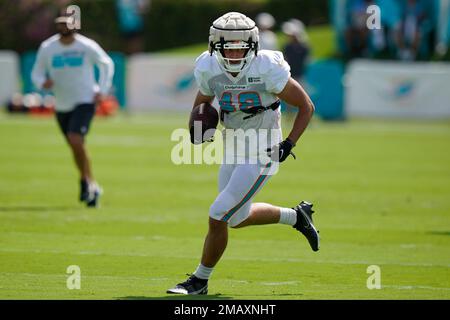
[256,12,275,29]
[54,16,70,24]
[282,19,308,42]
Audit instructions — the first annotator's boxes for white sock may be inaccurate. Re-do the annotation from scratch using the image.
[193,264,213,280]
[279,207,297,226]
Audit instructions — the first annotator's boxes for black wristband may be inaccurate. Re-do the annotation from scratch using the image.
[285,138,296,147]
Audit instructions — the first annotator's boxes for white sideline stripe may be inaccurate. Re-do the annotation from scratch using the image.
[260,281,301,286]
[382,285,450,291]
[226,280,250,284]
[0,247,449,268]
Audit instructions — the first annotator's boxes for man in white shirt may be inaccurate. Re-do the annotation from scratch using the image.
[167,12,319,295]
[32,15,114,207]
[256,12,278,51]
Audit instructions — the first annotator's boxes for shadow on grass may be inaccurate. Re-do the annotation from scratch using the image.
[117,294,232,300]
[427,231,450,236]
[117,293,303,300]
[231,293,304,298]
[0,205,76,212]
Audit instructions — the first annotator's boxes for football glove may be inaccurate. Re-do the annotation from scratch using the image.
[266,138,297,163]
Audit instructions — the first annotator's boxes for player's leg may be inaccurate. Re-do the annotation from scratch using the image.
[166,216,228,295]
[55,110,89,201]
[218,162,273,228]
[65,103,100,207]
[198,163,234,268]
[197,163,272,267]
[232,200,320,252]
[66,133,93,182]
[167,162,318,295]
[220,162,320,251]
[65,131,92,204]
[232,202,282,227]
[200,217,228,268]
[167,164,235,295]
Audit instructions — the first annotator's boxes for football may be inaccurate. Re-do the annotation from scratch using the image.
[189,102,219,144]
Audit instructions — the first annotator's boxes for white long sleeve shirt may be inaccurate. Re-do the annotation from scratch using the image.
[31,33,114,112]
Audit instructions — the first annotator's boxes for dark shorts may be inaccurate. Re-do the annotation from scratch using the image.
[121,29,144,40]
[55,103,96,136]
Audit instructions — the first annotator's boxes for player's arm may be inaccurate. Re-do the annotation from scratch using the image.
[89,41,115,101]
[31,45,52,90]
[277,77,315,144]
[192,55,215,108]
[266,77,314,163]
[193,90,215,108]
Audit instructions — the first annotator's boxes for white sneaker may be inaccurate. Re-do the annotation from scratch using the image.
[86,183,103,208]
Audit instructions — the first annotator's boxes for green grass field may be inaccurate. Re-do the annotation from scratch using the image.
[0,112,449,300]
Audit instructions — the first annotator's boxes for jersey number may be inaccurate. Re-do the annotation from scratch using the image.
[219,92,262,112]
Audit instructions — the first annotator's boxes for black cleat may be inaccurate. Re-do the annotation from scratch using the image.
[167,274,208,295]
[293,201,320,252]
[79,180,89,202]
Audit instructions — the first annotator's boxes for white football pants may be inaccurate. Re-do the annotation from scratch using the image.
[209,162,274,227]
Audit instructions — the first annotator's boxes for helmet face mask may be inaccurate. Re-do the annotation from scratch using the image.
[215,40,255,73]
[209,12,259,74]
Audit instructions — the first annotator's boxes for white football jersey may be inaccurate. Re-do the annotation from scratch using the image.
[194,50,290,130]
[194,50,291,161]
[32,33,114,112]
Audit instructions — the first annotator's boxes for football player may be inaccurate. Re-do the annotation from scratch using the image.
[31,13,114,207]
[167,12,319,295]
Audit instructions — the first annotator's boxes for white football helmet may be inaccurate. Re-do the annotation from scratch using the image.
[209,12,259,74]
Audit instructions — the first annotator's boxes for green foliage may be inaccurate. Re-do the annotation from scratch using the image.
[0,0,330,53]
[144,0,330,51]
[266,0,329,25]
